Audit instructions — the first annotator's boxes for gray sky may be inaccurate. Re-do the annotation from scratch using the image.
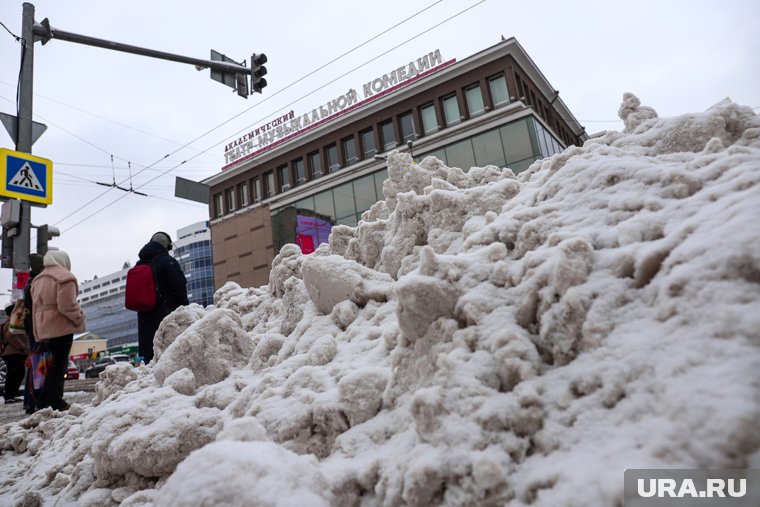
[0,0,758,304]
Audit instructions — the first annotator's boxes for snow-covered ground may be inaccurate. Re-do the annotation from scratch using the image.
[1,94,758,507]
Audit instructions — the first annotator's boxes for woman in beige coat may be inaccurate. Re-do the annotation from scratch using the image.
[30,250,85,411]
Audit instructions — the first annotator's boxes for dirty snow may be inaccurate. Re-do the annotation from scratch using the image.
[1,94,759,507]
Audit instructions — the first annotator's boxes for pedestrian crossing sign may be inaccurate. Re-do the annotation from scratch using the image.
[0,147,53,205]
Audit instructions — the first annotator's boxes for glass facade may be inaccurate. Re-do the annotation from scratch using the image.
[418,116,563,174]
[175,238,214,307]
[272,168,388,252]
[82,292,137,348]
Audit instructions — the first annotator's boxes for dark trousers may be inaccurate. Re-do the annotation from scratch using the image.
[39,335,73,411]
[2,354,27,399]
[138,309,170,364]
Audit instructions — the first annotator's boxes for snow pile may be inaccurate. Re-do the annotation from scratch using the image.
[1,95,759,507]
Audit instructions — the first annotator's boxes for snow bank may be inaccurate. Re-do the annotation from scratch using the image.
[1,95,759,507]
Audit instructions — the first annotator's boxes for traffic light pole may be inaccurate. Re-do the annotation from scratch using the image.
[7,2,265,298]
[33,18,252,79]
[11,2,36,298]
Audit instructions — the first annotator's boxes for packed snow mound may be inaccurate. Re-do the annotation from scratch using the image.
[1,95,759,507]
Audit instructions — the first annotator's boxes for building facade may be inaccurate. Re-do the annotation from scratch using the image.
[173,221,215,307]
[79,222,214,347]
[79,265,135,348]
[203,37,588,289]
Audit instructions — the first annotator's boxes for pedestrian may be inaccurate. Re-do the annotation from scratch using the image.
[23,253,44,414]
[1,304,30,403]
[135,232,188,364]
[30,249,85,411]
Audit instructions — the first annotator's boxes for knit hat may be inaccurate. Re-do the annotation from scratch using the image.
[29,253,44,275]
[43,250,71,271]
[151,232,173,251]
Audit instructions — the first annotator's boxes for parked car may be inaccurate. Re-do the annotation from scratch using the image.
[84,354,132,378]
[64,360,80,381]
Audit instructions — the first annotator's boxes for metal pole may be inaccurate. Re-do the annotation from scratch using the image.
[11,2,35,298]
[33,22,250,75]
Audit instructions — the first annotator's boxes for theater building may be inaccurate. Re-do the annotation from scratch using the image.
[202,37,588,289]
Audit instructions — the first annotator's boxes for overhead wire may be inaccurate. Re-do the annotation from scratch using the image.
[34,0,456,231]
[8,1,490,233]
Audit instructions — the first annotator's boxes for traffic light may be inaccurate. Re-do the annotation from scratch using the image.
[251,53,268,93]
[36,224,60,255]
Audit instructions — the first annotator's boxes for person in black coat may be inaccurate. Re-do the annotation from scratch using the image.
[136,232,189,364]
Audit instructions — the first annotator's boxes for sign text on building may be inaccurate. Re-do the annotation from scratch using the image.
[223,50,450,168]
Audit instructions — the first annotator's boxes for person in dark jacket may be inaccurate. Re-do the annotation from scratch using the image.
[23,253,44,413]
[136,232,188,364]
[1,304,30,403]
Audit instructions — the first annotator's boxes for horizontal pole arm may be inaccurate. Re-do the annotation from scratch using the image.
[32,21,250,75]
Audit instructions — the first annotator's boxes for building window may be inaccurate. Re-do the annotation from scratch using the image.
[360,128,376,159]
[278,164,291,191]
[399,112,416,142]
[420,103,438,135]
[333,181,356,222]
[238,183,249,208]
[326,144,340,173]
[293,158,306,185]
[253,177,262,202]
[225,188,236,212]
[465,84,485,117]
[342,135,358,166]
[379,120,396,151]
[442,94,461,126]
[308,151,322,179]
[489,74,509,106]
[213,193,224,217]
[265,172,275,197]
[472,129,506,167]
[500,118,535,165]
[445,138,476,171]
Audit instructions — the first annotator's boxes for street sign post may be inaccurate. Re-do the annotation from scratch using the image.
[0,147,53,205]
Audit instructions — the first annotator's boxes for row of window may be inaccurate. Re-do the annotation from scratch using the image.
[213,74,511,218]
[82,275,127,293]
[271,114,565,254]
[272,168,388,252]
[419,116,564,174]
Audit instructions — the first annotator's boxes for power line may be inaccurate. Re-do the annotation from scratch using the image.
[44,1,452,229]
[0,19,22,43]
[0,79,220,159]
[126,0,488,194]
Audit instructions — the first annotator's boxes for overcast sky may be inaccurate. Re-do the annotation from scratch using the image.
[0,0,758,304]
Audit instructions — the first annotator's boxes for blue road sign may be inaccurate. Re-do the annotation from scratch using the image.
[0,148,53,205]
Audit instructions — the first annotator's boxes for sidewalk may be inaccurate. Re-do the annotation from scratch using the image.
[0,388,94,426]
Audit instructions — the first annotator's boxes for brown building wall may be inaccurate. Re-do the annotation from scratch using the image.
[211,206,274,289]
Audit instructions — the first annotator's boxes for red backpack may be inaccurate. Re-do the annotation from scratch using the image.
[125,263,157,312]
